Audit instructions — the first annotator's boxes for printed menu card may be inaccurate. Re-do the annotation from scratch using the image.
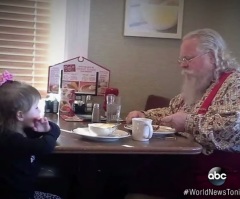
[47,56,110,121]
[47,56,110,96]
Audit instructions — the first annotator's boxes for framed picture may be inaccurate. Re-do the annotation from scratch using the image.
[124,0,184,39]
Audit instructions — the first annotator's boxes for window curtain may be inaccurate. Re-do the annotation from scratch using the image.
[0,0,51,96]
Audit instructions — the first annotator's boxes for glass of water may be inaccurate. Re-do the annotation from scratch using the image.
[106,94,121,123]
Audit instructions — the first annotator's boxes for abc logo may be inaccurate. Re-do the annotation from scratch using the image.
[208,167,227,186]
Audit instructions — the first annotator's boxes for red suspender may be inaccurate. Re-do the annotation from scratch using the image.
[197,72,232,115]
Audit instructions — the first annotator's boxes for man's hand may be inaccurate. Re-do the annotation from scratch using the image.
[125,111,145,124]
[33,117,51,132]
[161,112,188,132]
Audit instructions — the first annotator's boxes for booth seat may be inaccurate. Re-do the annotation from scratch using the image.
[144,95,170,110]
[36,154,78,199]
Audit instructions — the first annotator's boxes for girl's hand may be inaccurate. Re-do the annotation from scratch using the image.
[33,117,51,132]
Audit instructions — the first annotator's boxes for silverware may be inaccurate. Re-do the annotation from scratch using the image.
[153,135,176,140]
[60,129,72,133]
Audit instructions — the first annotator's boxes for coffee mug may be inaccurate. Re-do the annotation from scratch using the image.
[132,118,153,141]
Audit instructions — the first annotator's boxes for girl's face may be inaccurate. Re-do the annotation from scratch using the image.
[22,99,41,129]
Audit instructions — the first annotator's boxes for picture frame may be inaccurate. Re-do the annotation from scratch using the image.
[124,0,184,39]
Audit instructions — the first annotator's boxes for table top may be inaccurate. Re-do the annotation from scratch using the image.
[47,114,202,155]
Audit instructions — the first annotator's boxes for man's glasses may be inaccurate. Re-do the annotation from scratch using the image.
[178,52,208,65]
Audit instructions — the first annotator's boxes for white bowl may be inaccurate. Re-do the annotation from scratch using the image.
[88,123,117,136]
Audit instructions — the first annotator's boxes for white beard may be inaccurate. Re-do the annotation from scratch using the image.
[181,69,214,106]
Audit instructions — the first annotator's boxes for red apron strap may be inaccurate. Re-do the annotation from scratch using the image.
[197,72,233,115]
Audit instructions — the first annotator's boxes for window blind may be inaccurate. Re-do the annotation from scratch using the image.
[0,0,51,96]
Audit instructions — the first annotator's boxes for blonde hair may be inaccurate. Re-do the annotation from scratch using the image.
[0,81,41,133]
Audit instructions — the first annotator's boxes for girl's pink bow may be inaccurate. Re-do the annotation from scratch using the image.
[0,70,13,86]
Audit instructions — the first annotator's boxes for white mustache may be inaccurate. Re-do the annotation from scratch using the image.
[181,69,194,75]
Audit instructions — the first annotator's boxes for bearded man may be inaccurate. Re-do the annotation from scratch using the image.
[125,29,240,199]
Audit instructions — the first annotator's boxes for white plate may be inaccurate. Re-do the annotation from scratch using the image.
[72,128,130,142]
[124,124,176,135]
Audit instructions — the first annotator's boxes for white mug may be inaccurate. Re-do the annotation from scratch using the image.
[132,118,153,141]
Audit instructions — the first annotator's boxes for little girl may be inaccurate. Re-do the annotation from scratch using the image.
[0,74,61,199]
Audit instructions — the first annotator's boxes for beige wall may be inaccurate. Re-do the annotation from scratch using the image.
[88,0,240,117]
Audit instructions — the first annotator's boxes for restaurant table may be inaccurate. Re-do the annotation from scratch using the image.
[47,113,203,155]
